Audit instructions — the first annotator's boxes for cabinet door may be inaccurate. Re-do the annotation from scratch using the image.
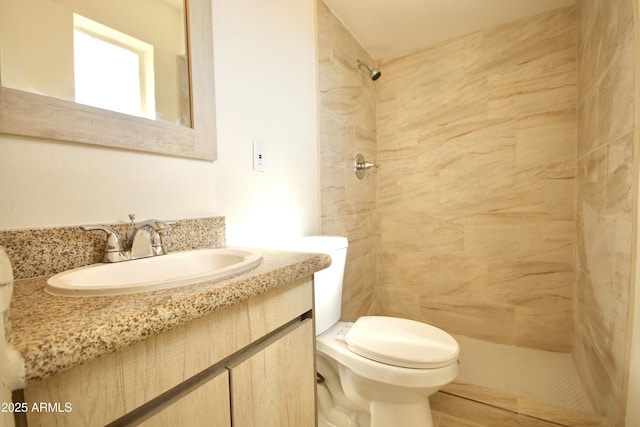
[139,370,231,427]
[229,319,315,427]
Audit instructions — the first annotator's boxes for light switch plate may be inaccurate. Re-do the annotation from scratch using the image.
[253,140,265,172]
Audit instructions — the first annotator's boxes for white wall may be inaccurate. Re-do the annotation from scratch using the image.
[211,0,319,247]
[0,0,319,247]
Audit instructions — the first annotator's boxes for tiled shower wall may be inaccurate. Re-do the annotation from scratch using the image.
[317,1,378,320]
[317,1,639,423]
[375,6,578,352]
[575,0,636,425]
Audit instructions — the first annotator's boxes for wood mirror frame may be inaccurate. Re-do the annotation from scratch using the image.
[0,0,216,161]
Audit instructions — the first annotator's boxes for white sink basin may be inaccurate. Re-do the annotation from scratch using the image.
[46,248,262,296]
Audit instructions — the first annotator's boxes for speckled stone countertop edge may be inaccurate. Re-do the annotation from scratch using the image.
[9,249,331,385]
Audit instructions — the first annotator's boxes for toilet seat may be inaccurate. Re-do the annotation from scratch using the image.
[344,316,459,369]
[317,321,458,389]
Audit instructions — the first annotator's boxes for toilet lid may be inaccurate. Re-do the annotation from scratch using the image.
[344,316,459,369]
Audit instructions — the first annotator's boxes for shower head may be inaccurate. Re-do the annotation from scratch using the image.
[357,59,382,81]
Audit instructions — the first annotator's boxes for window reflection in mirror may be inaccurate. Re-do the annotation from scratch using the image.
[0,0,191,127]
[73,14,156,119]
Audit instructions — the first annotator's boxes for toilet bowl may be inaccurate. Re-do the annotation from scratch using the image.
[300,236,460,427]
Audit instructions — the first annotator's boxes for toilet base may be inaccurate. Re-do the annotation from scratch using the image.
[317,355,370,427]
[317,353,436,427]
[317,383,434,427]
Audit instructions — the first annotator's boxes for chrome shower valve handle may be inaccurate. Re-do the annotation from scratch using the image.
[354,153,378,179]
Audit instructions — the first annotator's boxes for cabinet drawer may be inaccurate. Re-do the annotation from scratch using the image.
[138,371,231,427]
[229,319,315,427]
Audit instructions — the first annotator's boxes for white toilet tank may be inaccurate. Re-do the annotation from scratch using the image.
[299,236,348,335]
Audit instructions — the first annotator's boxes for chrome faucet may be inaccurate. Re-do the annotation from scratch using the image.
[128,219,172,259]
[82,215,173,263]
[81,224,129,263]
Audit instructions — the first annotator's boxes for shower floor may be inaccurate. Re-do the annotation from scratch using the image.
[434,335,606,426]
[453,335,592,412]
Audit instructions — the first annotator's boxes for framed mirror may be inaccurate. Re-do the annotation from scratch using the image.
[0,0,216,161]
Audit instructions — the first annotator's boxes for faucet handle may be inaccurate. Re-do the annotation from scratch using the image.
[133,219,174,257]
[138,219,174,232]
[81,225,123,251]
[81,225,129,263]
[150,221,174,255]
[128,214,173,235]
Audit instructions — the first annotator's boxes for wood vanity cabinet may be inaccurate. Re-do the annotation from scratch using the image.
[20,277,316,427]
[138,370,231,427]
[228,320,314,426]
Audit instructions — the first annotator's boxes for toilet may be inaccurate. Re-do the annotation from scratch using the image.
[300,236,459,427]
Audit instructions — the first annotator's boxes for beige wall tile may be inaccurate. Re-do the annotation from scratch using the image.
[380,37,467,100]
[606,133,634,216]
[577,91,599,155]
[376,5,577,353]
[515,305,573,351]
[441,383,607,426]
[434,412,485,427]
[378,168,439,214]
[574,2,635,422]
[462,214,574,264]
[397,253,487,297]
[438,165,546,212]
[577,1,600,95]
[377,286,422,321]
[486,260,573,309]
[377,134,418,163]
[464,6,576,73]
[596,40,634,147]
[431,391,571,427]
[487,49,576,118]
[418,118,517,171]
[319,110,354,170]
[515,110,577,168]
[379,212,464,254]
[544,159,576,214]
[590,0,634,84]
[377,251,398,288]
[577,146,608,215]
[573,317,622,422]
[318,1,636,424]
[419,295,517,344]
[399,74,489,130]
[488,84,576,121]
[544,177,576,213]
[317,0,379,322]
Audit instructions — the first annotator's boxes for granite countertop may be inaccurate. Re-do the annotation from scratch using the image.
[9,249,331,386]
